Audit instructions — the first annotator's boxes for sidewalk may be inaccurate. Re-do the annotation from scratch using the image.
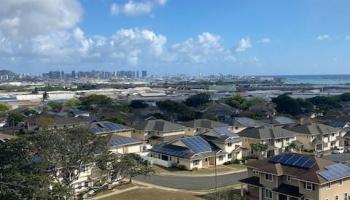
[154,165,247,177]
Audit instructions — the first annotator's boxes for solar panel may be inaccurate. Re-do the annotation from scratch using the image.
[181,136,212,153]
[270,154,315,169]
[152,145,193,158]
[319,163,350,181]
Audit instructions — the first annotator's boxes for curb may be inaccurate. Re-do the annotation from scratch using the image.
[155,169,247,177]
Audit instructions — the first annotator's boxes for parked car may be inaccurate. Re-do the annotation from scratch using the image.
[332,147,345,154]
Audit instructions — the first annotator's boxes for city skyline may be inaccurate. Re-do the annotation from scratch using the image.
[1,0,350,75]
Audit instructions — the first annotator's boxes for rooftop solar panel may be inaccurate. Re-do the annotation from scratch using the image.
[181,136,212,153]
[270,154,315,169]
[319,163,350,181]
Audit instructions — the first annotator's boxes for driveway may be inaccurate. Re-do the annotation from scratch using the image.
[135,172,247,190]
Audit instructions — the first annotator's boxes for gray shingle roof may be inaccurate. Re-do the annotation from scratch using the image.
[133,119,186,132]
[182,119,228,129]
[90,121,133,135]
[284,123,338,135]
[238,126,297,140]
[273,116,296,125]
[233,117,266,127]
[109,135,142,147]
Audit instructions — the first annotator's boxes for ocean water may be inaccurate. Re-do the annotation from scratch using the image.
[275,75,350,85]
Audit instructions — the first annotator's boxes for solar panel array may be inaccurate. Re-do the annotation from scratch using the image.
[181,136,213,153]
[152,145,193,158]
[110,136,141,147]
[318,163,350,181]
[91,122,128,134]
[270,154,316,169]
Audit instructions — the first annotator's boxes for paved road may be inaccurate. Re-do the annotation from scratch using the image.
[135,172,247,190]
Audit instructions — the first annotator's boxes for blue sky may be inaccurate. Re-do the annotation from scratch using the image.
[0,0,350,75]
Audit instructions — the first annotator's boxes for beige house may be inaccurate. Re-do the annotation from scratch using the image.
[181,119,229,136]
[149,135,226,170]
[109,135,143,154]
[232,117,266,133]
[240,153,350,200]
[283,123,342,152]
[132,119,187,144]
[149,128,242,170]
[237,126,297,158]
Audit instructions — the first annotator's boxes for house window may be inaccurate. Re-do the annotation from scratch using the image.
[265,173,273,181]
[305,182,313,190]
[345,193,349,200]
[193,160,200,166]
[335,195,339,200]
[338,180,343,185]
[218,155,224,161]
[286,176,291,182]
[253,170,259,175]
[227,142,232,147]
[264,188,273,199]
[228,153,232,159]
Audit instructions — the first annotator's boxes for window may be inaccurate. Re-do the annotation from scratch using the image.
[253,170,259,175]
[264,188,273,199]
[335,195,339,200]
[193,160,200,166]
[286,176,291,182]
[227,142,232,147]
[345,193,349,200]
[338,180,343,186]
[219,155,224,161]
[228,153,232,159]
[265,174,273,181]
[305,182,313,190]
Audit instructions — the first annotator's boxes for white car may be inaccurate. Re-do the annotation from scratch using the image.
[332,147,345,154]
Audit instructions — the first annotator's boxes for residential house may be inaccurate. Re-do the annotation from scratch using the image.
[272,116,297,126]
[148,136,225,170]
[90,121,134,137]
[201,102,240,123]
[200,127,243,161]
[181,119,229,135]
[237,126,297,158]
[109,135,143,154]
[240,153,350,200]
[132,119,187,144]
[283,123,343,152]
[232,117,266,133]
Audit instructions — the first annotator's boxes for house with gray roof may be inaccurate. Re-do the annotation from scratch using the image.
[181,119,229,135]
[238,126,297,158]
[89,121,134,137]
[149,135,228,170]
[109,135,143,154]
[201,102,239,123]
[283,122,342,152]
[132,119,187,143]
[200,127,243,161]
[232,117,267,133]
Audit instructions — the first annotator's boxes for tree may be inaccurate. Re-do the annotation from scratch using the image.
[42,91,49,101]
[339,93,350,101]
[47,101,64,112]
[225,95,246,109]
[0,138,71,199]
[7,112,25,127]
[0,103,10,112]
[80,95,112,110]
[287,141,303,153]
[185,93,211,107]
[30,127,109,191]
[64,98,81,109]
[129,100,148,109]
[113,154,154,183]
[157,100,200,121]
[272,94,303,116]
[250,143,268,158]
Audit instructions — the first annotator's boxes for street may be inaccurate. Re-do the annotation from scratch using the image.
[135,172,247,190]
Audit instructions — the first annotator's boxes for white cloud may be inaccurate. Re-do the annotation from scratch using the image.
[111,0,166,16]
[0,0,82,38]
[317,34,331,41]
[258,38,271,43]
[235,37,252,52]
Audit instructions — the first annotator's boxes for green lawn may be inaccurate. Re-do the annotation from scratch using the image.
[98,188,203,200]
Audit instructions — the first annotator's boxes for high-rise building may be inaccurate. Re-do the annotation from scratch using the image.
[142,70,147,78]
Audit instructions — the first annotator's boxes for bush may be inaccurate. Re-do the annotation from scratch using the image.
[185,93,211,107]
[177,165,187,170]
[191,167,198,171]
[129,100,148,109]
